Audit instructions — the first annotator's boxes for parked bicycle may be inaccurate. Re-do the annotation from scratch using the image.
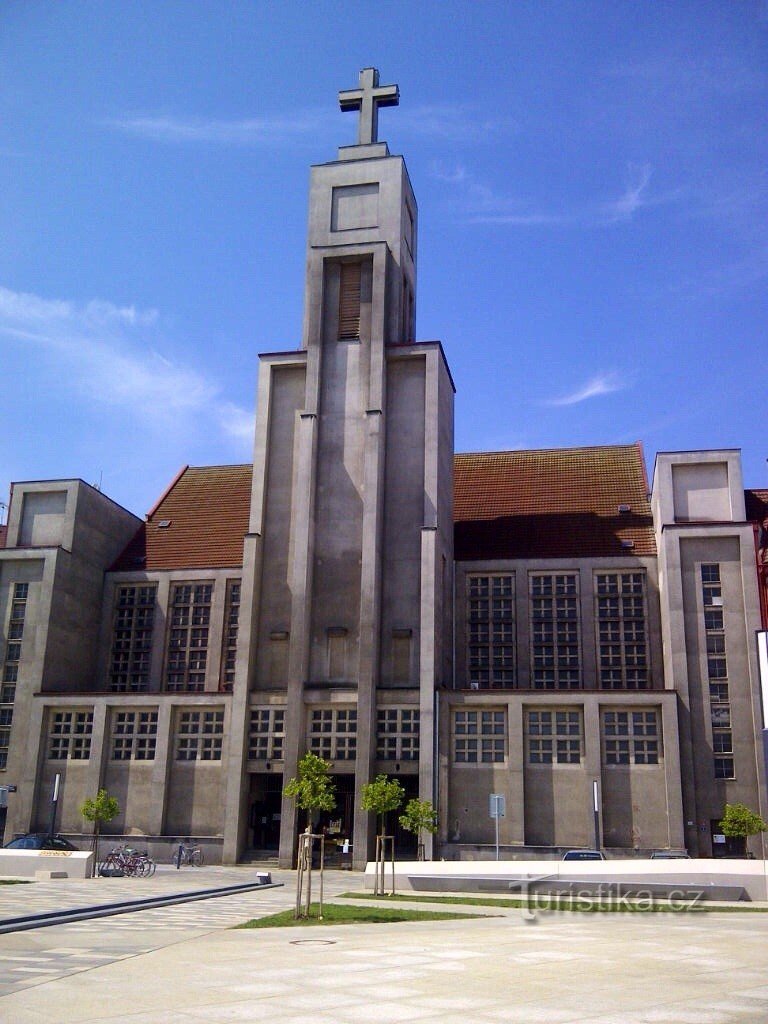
[98,844,156,877]
[173,840,204,867]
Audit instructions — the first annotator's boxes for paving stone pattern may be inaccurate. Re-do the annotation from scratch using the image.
[0,866,347,997]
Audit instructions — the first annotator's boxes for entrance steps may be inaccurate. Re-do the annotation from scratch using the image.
[240,849,279,866]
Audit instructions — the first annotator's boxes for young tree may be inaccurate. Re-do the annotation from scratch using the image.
[719,803,768,854]
[361,774,404,837]
[80,789,119,877]
[284,751,336,829]
[399,797,438,861]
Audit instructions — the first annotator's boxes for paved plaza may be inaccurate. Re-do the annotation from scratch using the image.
[0,868,767,1023]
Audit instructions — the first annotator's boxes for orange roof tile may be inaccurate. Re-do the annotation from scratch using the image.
[454,444,655,560]
[112,465,252,571]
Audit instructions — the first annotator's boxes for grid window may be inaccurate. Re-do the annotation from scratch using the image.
[376,708,420,761]
[467,575,515,689]
[220,580,241,693]
[109,585,156,692]
[530,575,581,689]
[453,709,506,763]
[165,583,213,692]
[602,709,660,765]
[526,709,582,764]
[248,707,285,760]
[48,710,94,760]
[308,707,357,761]
[175,709,224,761]
[110,710,158,760]
[595,573,649,689]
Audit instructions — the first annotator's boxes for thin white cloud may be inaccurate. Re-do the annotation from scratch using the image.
[0,284,251,440]
[545,373,626,407]
[105,102,516,148]
[433,162,666,228]
[602,164,653,223]
[104,112,326,145]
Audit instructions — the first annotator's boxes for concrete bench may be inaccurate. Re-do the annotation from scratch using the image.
[408,874,747,902]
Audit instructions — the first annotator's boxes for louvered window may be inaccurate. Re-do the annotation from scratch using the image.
[338,262,361,339]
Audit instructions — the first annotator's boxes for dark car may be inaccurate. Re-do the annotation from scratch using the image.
[4,833,78,851]
[562,849,605,861]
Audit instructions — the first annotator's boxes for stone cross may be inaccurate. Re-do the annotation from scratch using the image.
[338,67,399,146]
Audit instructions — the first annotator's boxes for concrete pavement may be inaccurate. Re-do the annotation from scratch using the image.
[0,868,767,1022]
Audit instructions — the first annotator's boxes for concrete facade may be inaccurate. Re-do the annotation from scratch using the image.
[1,70,766,865]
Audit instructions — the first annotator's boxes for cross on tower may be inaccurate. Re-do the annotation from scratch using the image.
[338,67,399,146]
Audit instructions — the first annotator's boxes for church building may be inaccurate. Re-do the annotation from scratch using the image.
[1,70,766,867]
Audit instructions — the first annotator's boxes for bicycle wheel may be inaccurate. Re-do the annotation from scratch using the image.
[191,848,204,867]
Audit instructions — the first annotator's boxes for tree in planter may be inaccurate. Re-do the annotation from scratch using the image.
[284,751,337,829]
[399,797,438,861]
[719,803,768,855]
[80,789,119,878]
[361,774,404,895]
[284,752,337,918]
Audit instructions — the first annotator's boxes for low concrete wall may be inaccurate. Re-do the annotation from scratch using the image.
[0,850,93,879]
[364,859,768,901]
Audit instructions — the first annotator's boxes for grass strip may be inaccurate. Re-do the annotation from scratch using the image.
[236,902,494,929]
[339,892,768,913]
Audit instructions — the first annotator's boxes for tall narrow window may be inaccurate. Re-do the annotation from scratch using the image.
[467,575,515,689]
[338,262,362,339]
[701,564,734,779]
[109,585,156,692]
[165,583,213,692]
[595,573,648,689]
[219,580,241,693]
[0,582,28,763]
[530,574,581,689]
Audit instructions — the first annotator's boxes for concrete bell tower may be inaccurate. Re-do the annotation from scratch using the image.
[229,68,453,869]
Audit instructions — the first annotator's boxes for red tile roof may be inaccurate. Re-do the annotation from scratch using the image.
[112,465,252,571]
[454,444,655,560]
[746,489,768,523]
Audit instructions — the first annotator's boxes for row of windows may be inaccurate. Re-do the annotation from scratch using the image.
[451,708,662,766]
[467,572,649,690]
[47,709,225,762]
[44,705,422,765]
[109,581,241,694]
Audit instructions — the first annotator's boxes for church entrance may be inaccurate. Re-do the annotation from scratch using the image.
[249,774,283,851]
[301,773,355,867]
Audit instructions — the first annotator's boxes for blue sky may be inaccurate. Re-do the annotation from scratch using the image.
[1,1,766,517]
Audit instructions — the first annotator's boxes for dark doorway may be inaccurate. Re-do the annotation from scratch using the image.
[305,773,355,867]
[390,775,419,857]
[249,774,283,851]
[710,818,745,858]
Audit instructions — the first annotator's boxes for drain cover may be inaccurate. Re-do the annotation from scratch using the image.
[289,938,337,946]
